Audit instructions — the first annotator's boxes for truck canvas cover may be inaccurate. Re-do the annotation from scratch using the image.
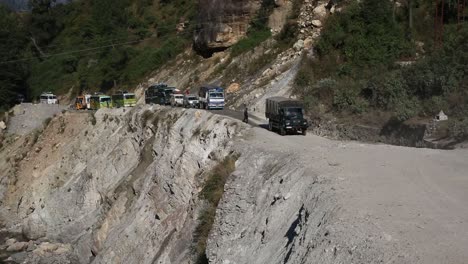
[266,97,303,117]
[199,85,223,96]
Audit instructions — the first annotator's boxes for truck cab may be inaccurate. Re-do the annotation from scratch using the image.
[265,97,309,136]
[198,85,225,110]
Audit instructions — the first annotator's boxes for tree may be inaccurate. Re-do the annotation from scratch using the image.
[29,0,62,46]
[0,6,29,110]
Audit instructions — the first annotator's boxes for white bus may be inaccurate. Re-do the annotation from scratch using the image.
[39,92,58,104]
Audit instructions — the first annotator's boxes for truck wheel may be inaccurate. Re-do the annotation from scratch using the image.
[302,130,307,136]
[268,120,272,131]
[280,127,286,136]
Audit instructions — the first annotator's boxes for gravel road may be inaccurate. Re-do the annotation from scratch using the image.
[7,103,66,135]
[223,110,468,263]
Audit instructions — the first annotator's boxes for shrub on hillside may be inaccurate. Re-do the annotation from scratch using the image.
[294,0,467,124]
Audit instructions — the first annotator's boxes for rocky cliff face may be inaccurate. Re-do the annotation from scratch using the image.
[0,106,246,263]
[193,0,261,56]
[205,129,401,264]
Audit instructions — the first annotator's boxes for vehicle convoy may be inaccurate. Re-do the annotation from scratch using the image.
[183,94,199,108]
[89,95,112,110]
[170,93,184,107]
[39,92,58,104]
[265,97,309,136]
[198,85,225,110]
[145,84,175,105]
[112,91,136,107]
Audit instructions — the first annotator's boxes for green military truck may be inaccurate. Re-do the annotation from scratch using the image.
[145,84,175,105]
[265,97,309,136]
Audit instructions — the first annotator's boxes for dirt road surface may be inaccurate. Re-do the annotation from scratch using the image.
[236,113,468,263]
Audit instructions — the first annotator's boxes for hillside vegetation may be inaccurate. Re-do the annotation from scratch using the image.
[295,0,468,139]
[0,0,196,110]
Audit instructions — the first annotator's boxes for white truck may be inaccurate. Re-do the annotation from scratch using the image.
[198,85,225,110]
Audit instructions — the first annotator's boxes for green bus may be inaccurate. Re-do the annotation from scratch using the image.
[112,92,136,107]
[89,95,112,110]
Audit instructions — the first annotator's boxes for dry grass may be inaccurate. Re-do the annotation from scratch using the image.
[193,154,239,263]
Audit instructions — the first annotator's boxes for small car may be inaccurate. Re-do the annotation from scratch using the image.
[183,94,199,108]
[170,93,184,107]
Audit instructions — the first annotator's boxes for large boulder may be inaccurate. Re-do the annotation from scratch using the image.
[313,3,328,19]
[193,0,262,57]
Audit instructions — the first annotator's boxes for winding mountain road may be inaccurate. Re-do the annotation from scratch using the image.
[213,107,468,263]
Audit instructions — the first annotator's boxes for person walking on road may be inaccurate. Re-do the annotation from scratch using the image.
[243,106,249,124]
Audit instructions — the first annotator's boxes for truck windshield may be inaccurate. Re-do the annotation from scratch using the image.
[210,92,224,98]
[284,108,303,118]
[124,94,135,99]
[188,96,197,100]
[101,97,111,103]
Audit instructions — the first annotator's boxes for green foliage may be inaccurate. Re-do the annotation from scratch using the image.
[230,28,271,57]
[0,5,29,110]
[29,0,64,46]
[276,0,303,47]
[230,0,275,56]
[0,0,197,102]
[123,36,189,82]
[447,116,468,140]
[194,155,238,263]
[295,0,467,124]
[317,0,413,68]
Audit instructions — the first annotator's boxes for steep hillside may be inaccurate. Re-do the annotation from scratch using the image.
[0,106,247,263]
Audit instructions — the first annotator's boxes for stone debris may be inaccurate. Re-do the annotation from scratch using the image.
[435,110,448,121]
[6,242,28,252]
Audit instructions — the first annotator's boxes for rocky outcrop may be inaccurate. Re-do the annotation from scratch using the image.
[193,0,261,57]
[0,106,247,263]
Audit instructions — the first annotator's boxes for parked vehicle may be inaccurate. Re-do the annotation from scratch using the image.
[75,94,91,110]
[183,94,199,108]
[265,97,308,136]
[198,85,225,110]
[146,84,165,105]
[89,95,112,110]
[39,92,58,104]
[75,96,86,110]
[145,84,175,105]
[112,91,136,107]
[170,93,184,107]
